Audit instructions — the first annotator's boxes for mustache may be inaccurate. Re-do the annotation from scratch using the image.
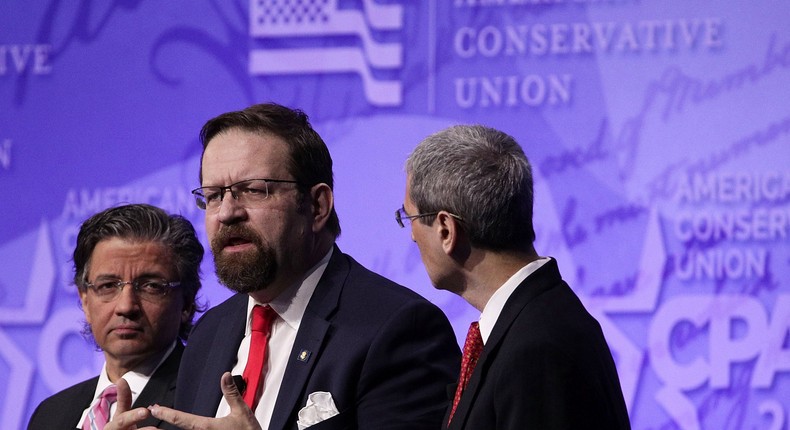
[211,225,260,249]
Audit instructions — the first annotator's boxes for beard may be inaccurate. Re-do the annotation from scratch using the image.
[211,225,278,294]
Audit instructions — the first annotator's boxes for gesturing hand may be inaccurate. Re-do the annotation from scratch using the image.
[103,377,151,430]
[147,372,262,430]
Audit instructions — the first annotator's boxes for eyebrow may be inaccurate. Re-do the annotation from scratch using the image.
[90,272,170,281]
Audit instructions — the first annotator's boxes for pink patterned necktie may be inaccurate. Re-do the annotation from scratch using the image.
[448,321,483,425]
[82,384,118,430]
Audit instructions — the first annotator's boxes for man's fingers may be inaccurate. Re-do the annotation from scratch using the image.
[148,373,260,430]
[114,378,133,415]
[221,372,256,418]
[105,380,148,430]
[149,405,207,430]
[221,372,244,403]
[105,408,149,430]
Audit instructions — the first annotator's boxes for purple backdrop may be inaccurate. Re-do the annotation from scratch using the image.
[2,1,789,429]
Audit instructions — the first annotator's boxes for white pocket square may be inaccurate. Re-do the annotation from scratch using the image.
[297,391,339,429]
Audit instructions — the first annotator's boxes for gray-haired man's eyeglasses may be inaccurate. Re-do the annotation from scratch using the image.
[395,206,463,228]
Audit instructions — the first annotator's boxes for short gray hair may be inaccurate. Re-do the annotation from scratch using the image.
[406,125,535,252]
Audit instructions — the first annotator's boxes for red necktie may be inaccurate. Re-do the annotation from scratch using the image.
[242,304,278,410]
[448,321,483,425]
[82,384,117,430]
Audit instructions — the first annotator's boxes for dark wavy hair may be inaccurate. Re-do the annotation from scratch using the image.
[73,203,205,342]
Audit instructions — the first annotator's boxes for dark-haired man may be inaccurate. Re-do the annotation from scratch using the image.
[27,204,204,430]
[133,103,460,430]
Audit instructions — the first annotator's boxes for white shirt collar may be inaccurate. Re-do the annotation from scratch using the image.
[478,257,550,344]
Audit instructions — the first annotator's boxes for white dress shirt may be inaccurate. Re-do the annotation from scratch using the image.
[216,248,333,428]
[478,257,550,344]
[76,341,177,427]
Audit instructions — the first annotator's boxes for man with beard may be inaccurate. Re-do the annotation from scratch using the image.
[112,103,460,430]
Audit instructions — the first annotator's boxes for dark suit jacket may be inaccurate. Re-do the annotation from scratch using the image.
[27,342,184,430]
[445,259,631,430]
[175,246,461,430]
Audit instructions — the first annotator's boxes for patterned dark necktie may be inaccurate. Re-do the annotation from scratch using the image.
[448,321,483,425]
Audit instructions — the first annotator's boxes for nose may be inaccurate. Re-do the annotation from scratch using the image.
[216,191,248,225]
[114,283,141,316]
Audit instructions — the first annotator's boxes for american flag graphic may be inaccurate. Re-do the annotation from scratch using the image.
[249,0,404,106]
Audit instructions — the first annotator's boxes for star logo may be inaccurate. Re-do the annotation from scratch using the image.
[0,221,56,429]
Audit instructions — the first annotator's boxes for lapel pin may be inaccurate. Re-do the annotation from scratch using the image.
[297,349,312,362]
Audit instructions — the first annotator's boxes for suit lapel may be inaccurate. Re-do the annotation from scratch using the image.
[448,259,562,429]
[133,343,183,408]
[133,343,184,426]
[482,259,561,353]
[72,377,101,428]
[268,246,347,430]
[193,294,248,416]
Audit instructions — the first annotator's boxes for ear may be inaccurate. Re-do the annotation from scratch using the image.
[309,183,333,233]
[436,211,461,256]
[79,288,92,323]
[181,301,194,324]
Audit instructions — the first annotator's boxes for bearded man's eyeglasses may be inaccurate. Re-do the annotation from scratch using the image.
[191,178,300,210]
